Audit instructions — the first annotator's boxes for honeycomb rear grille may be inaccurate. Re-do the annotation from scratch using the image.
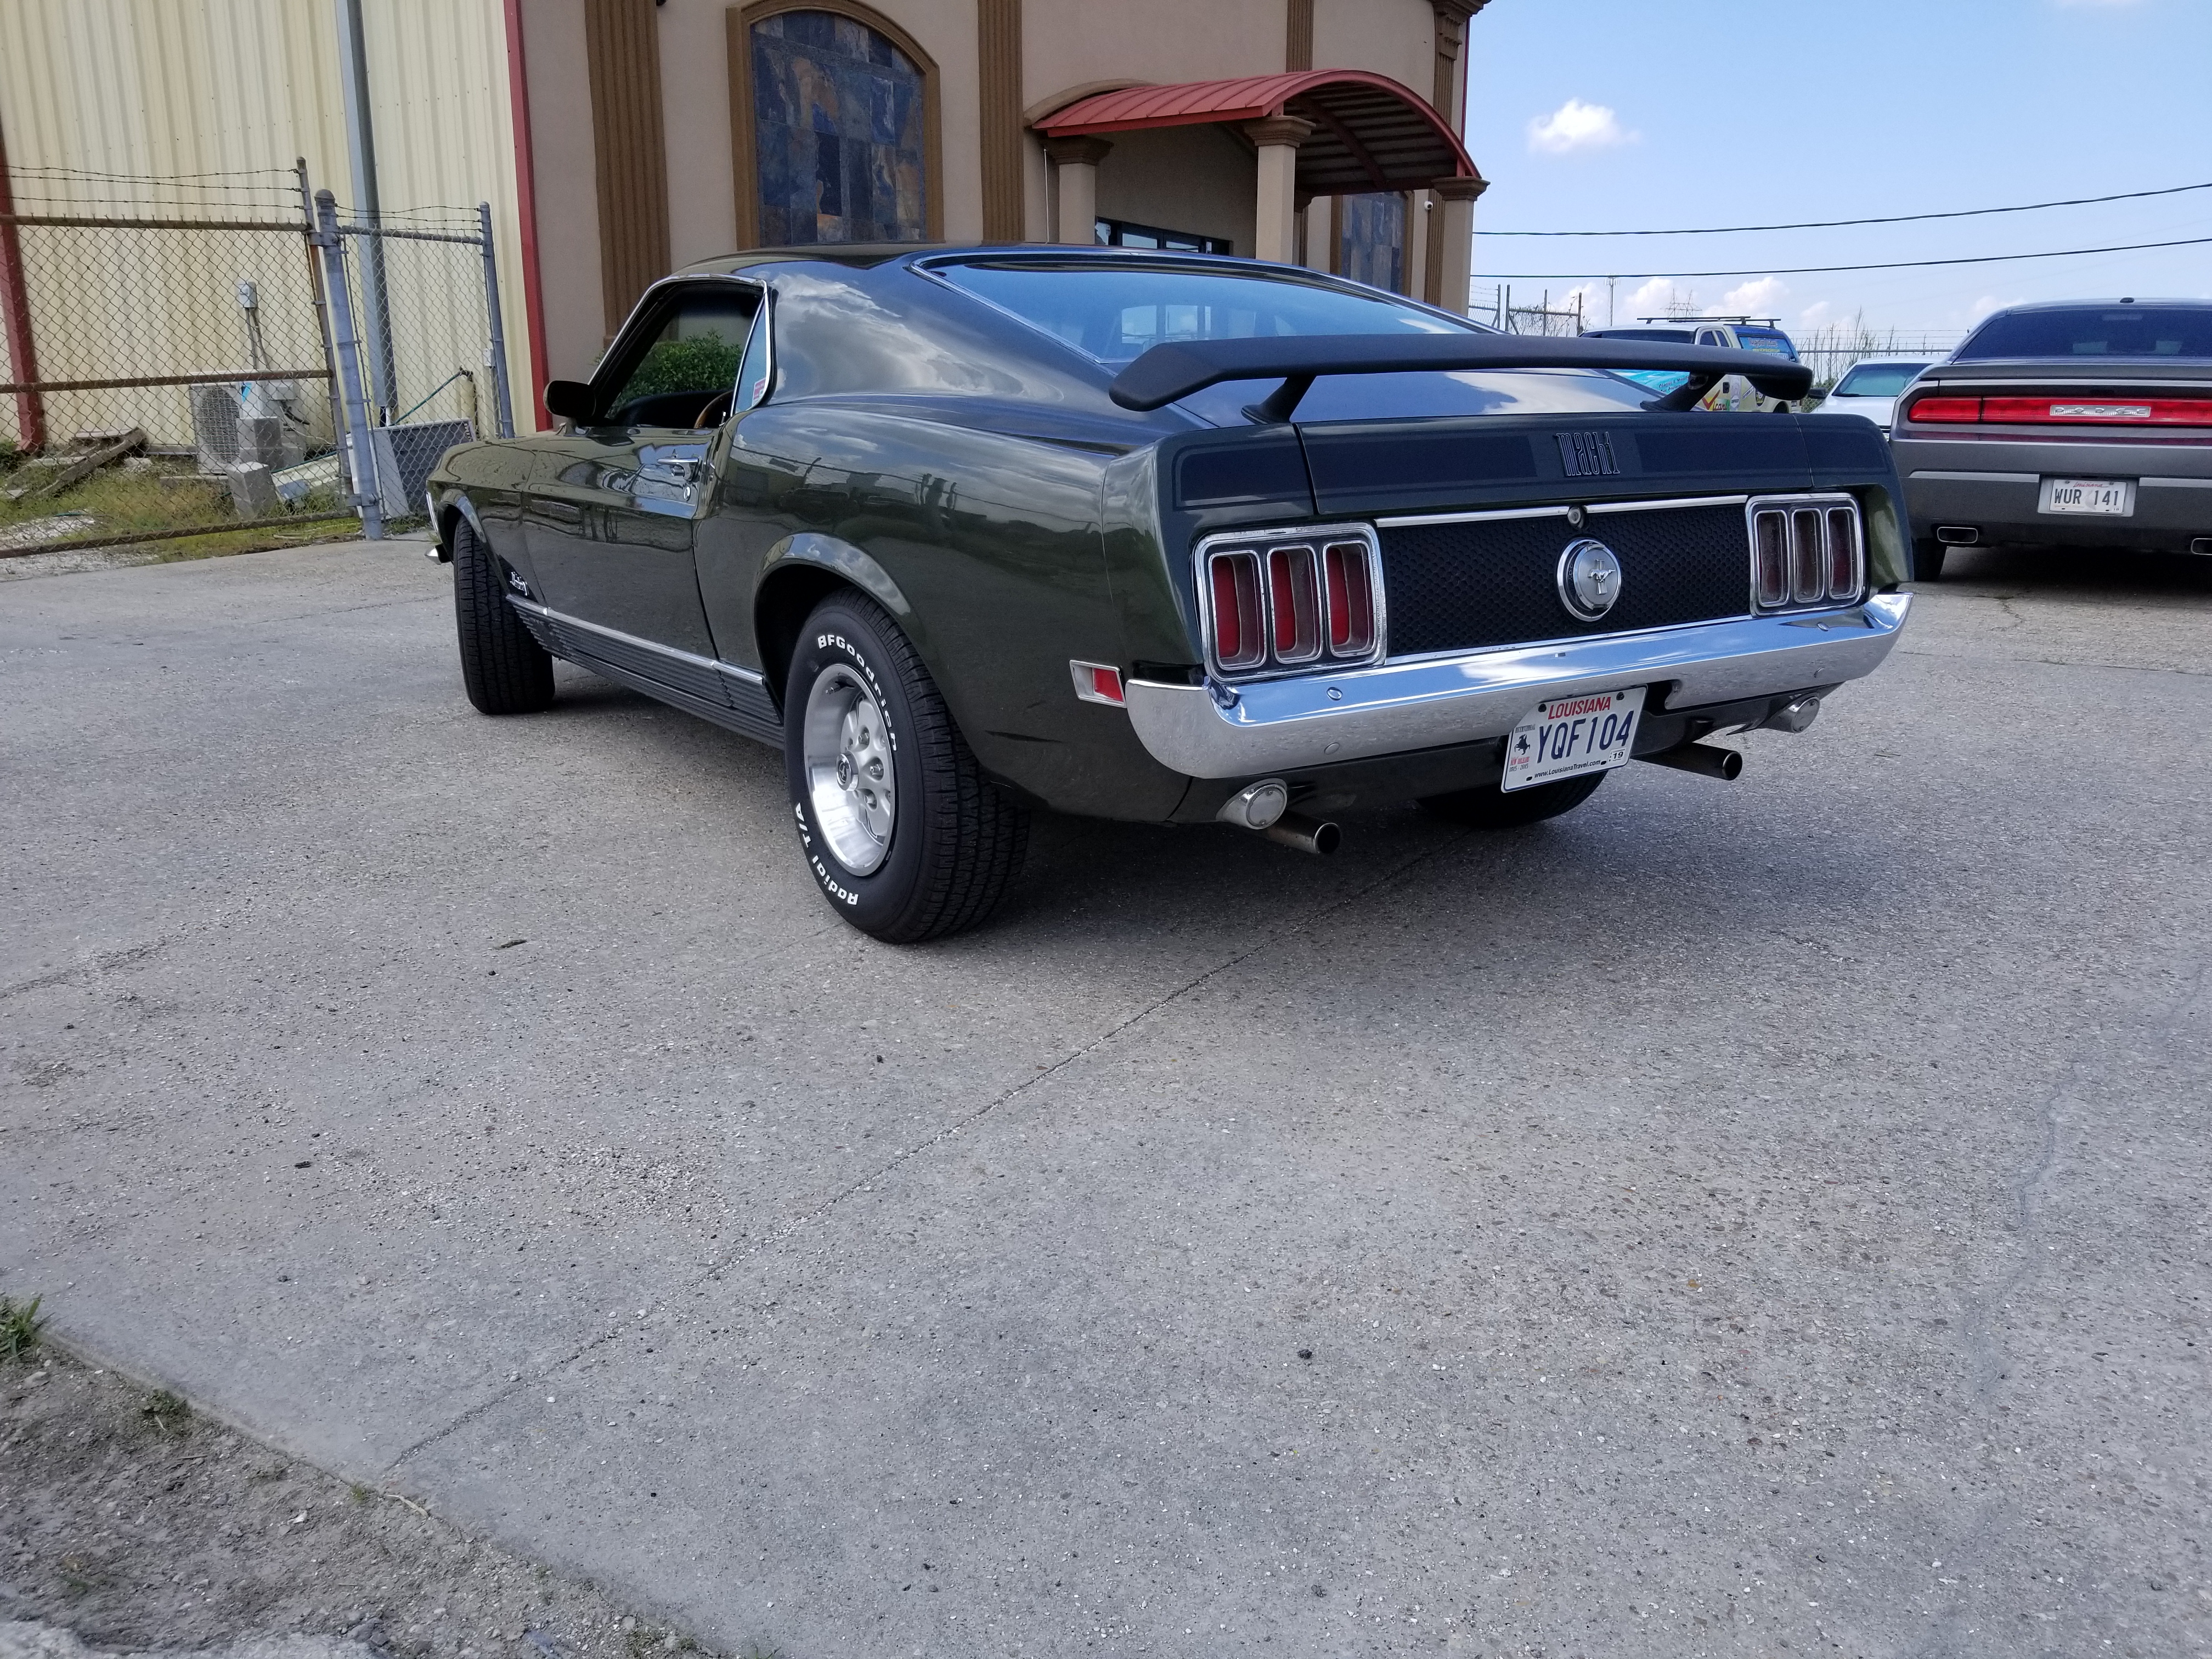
[1378,503,1750,658]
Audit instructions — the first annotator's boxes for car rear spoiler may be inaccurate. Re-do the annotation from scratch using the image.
[1107,333,1815,422]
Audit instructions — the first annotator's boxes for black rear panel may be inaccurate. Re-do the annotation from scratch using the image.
[1380,503,1749,658]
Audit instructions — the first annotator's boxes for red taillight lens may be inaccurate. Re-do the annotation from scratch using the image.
[1754,510,1789,607]
[1266,544,1322,663]
[1208,551,1264,670]
[1907,396,1982,424]
[1789,509,1825,605]
[1980,396,2212,426]
[1825,506,1860,600]
[1323,540,1375,657]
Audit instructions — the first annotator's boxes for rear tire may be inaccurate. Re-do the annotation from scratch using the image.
[1912,538,1948,582]
[452,517,555,715]
[783,592,1029,943]
[1420,770,1607,828]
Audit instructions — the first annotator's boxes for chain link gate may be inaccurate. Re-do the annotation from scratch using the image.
[0,163,513,560]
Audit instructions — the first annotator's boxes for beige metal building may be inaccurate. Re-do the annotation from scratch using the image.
[1,0,1488,432]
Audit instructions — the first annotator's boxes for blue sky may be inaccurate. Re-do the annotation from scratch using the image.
[1463,0,2212,336]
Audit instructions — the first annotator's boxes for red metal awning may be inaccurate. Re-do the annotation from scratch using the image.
[1032,71,1480,195]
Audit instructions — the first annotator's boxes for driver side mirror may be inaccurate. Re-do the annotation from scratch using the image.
[543,379,596,423]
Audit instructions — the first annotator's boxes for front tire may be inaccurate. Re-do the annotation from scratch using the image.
[1420,770,1607,828]
[783,594,1029,943]
[451,517,555,715]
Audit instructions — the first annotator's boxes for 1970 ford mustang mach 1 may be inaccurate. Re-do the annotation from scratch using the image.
[428,247,1912,941]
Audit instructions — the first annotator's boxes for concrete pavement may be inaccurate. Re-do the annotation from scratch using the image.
[3,539,2208,1657]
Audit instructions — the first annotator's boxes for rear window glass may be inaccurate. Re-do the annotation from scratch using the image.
[936,261,1475,365]
[938,259,1654,423]
[1955,307,2212,360]
[1732,327,1798,359]
[1832,363,1929,396]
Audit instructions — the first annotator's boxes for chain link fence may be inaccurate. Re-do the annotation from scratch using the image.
[0,163,511,560]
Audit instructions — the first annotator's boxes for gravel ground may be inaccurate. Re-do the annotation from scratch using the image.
[0,1338,730,1659]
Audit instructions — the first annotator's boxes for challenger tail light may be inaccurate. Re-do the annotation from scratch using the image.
[1748,496,1861,611]
[1904,394,2212,427]
[1202,531,1383,677]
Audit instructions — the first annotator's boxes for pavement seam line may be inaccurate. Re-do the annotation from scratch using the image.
[380,824,1473,1475]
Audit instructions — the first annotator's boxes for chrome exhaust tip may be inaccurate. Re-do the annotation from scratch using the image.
[1934,525,1980,546]
[1763,695,1822,734]
[1639,742,1743,781]
[1262,812,1341,855]
[1216,778,1290,831]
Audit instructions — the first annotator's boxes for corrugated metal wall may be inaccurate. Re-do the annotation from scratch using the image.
[0,0,533,445]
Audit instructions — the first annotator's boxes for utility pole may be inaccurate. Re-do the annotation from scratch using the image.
[335,0,397,424]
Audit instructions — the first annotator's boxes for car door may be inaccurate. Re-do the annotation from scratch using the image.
[1694,328,1743,410]
[521,281,763,659]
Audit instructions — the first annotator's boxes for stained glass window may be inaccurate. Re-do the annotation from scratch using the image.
[751,10,927,245]
[1338,193,1406,294]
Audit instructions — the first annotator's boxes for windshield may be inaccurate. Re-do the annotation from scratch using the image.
[937,259,1656,422]
[1832,363,1929,397]
[1956,306,2212,360]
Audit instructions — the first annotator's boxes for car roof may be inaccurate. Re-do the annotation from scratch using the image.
[1979,297,2212,315]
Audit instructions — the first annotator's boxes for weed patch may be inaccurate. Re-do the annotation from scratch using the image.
[0,1292,47,1361]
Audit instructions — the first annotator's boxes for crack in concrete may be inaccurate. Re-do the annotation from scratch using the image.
[379,825,1475,1475]
[0,939,171,1004]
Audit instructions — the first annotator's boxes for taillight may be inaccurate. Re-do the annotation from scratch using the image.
[1201,529,1383,676]
[1906,393,2212,426]
[1323,540,1375,655]
[1790,508,1825,605]
[1267,544,1322,663]
[1754,510,1789,607]
[1749,495,1861,611]
[1207,550,1264,670]
[1982,396,2212,426]
[1906,396,1982,423]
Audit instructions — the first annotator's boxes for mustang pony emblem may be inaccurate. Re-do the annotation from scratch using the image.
[1556,538,1624,622]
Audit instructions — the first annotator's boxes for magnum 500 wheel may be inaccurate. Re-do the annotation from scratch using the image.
[451,518,555,715]
[783,594,1028,942]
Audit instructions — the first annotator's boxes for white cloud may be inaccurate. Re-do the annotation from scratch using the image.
[1526,98,1637,155]
[1627,276,1697,318]
[1796,300,1835,330]
[1711,276,1787,317]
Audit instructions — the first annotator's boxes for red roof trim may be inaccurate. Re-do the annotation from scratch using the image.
[1032,69,1477,181]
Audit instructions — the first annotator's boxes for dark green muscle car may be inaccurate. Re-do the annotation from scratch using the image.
[427,246,1911,941]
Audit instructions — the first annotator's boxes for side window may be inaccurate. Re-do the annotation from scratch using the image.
[1695,329,1724,348]
[603,288,761,428]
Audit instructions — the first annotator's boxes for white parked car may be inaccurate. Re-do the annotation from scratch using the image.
[1814,360,1935,433]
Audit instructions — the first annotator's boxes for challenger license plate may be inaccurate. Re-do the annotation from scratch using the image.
[2041,477,2134,516]
[1502,686,1646,792]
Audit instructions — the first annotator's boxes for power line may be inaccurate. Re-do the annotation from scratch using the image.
[1481,180,2212,237]
[1480,235,2212,280]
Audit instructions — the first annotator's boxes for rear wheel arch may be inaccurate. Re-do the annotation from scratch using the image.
[754,535,922,714]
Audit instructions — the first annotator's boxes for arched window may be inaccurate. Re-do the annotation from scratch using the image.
[738,5,935,246]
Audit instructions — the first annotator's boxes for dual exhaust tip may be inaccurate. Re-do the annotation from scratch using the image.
[1218,700,1815,853]
[1217,780,1340,855]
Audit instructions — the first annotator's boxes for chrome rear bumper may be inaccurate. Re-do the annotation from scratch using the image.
[1122,593,1911,778]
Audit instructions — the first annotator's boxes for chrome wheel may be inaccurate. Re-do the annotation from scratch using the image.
[800,663,895,875]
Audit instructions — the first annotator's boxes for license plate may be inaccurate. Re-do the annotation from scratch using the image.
[1502,686,1646,792]
[2040,477,2134,516]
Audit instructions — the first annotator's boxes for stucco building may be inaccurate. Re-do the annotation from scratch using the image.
[0,0,1488,430]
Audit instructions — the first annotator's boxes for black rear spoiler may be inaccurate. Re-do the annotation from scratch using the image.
[1107,332,1815,422]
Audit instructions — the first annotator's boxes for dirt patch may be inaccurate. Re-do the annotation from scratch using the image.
[0,1335,742,1659]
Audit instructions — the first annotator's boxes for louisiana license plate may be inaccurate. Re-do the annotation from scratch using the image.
[2040,477,2134,516]
[1502,686,1646,792]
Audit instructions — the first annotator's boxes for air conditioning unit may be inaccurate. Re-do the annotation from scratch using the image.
[362,419,475,520]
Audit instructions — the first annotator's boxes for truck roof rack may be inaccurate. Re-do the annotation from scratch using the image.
[1639,315,1782,327]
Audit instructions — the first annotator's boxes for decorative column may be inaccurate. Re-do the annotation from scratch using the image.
[1302,193,1333,273]
[1045,136,1112,245]
[1245,115,1313,267]
[1430,173,1487,317]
